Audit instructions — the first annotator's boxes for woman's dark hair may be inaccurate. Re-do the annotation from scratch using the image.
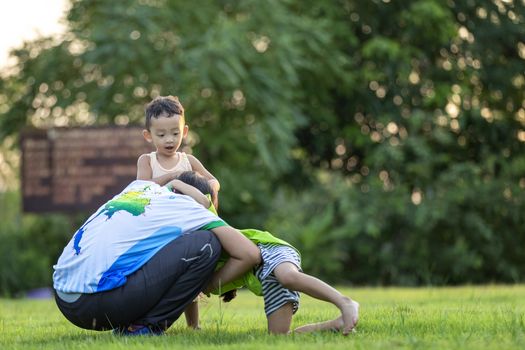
[177,171,212,195]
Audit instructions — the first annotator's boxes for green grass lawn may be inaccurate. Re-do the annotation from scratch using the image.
[1,285,524,349]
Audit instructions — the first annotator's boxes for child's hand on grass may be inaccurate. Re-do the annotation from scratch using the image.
[220,290,237,302]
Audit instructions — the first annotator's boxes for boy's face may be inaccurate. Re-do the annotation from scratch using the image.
[143,114,188,157]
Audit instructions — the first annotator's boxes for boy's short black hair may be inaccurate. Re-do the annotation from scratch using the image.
[177,171,212,195]
[145,96,185,130]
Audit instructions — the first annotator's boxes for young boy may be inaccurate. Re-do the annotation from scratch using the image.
[137,95,220,208]
[169,171,359,335]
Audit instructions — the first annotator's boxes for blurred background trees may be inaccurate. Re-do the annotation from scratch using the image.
[1,0,524,295]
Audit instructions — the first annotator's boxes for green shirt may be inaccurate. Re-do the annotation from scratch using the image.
[206,196,299,296]
[213,228,300,296]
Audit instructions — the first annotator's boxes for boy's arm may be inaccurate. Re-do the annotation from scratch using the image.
[167,179,211,208]
[136,154,153,180]
[137,154,180,185]
[187,155,220,189]
[205,226,260,293]
[187,154,221,205]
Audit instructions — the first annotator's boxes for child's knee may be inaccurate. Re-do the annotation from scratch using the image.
[276,270,301,289]
[267,304,293,334]
[268,326,290,335]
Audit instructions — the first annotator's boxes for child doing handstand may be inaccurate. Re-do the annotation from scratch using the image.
[168,171,359,335]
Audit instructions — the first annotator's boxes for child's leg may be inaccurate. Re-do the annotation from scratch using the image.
[267,302,294,334]
[258,269,300,334]
[294,316,354,334]
[273,262,359,335]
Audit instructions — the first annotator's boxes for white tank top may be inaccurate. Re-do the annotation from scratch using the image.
[149,151,192,178]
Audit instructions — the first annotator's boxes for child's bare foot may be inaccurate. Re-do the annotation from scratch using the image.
[294,316,343,333]
[340,297,359,335]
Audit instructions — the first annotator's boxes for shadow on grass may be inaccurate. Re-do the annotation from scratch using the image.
[12,327,277,347]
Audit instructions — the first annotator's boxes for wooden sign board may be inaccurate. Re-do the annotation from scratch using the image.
[21,127,152,212]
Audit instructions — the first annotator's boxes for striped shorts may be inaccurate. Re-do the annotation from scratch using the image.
[255,243,302,316]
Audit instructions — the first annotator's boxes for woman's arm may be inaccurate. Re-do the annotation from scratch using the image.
[206,226,260,293]
[167,179,211,208]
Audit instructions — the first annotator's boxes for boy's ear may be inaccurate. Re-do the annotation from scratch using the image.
[182,125,189,138]
[143,129,153,143]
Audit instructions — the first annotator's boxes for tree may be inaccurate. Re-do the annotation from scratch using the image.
[1,0,524,288]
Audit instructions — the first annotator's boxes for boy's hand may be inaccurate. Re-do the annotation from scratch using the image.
[211,190,219,211]
[171,170,184,180]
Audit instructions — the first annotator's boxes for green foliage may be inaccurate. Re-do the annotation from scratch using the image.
[0,0,524,291]
[267,166,525,285]
[0,192,77,296]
